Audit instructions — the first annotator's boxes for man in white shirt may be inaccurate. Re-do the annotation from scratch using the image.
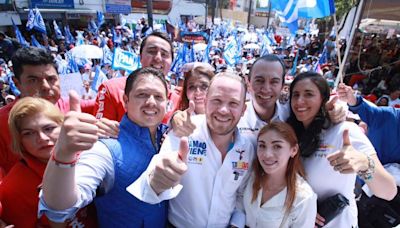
[127,72,254,228]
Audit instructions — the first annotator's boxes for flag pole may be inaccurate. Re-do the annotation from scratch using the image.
[334,0,365,88]
[333,13,343,83]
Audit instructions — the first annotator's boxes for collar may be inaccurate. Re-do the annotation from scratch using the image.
[21,153,48,178]
[246,100,289,129]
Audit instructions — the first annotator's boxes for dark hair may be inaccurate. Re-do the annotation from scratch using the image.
[125,67,168,97]
[252,122,305,216]
[180,64,215,111]
[11,47,57,80]
[139,31,174,62]
[286,71,331,157]
[248,54,286,84]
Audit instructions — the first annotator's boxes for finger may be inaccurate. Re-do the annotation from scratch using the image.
[69,90,81,112]
[77,113,98,125]
[326,151,342,163]
[325,95,338,111]
[178,137,189,163]
[316,213,325,222]
[186,100,195,116]
[342,129,351,146]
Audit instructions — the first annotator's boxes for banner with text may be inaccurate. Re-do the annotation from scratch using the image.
[112,48,140,72]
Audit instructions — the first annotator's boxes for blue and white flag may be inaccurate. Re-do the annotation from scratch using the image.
[53,20,63,40]
[291,50,299,75]
[27,8,47,33]
[171,43,185,74]
[298,0,335,19]
[88,19,98,34]
[30,35,44,49]
[76,31,85,46]
[64,26,75,45]
[66,52,79,73]
[26,9,35,31]
[97,11,105,27]
[91,65,101,92]
[223,37,239,66]
[6,73,20,97]
[12,18,29,48]
[112,48,140,72]
[102,45,113,65]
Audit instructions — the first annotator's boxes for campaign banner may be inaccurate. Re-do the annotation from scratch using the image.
[59,73,83,98]
[105,0,131,14]
[30,0,74,9]
[111,48,140,72]
[180,31,209,44]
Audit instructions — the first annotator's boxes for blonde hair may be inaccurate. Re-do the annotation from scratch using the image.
[8,97,63,157]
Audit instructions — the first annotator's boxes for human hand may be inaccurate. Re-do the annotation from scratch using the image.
[54,91,99,163]
[149,137,189,194]
[326,129,369,174]
[96,117,120,138]
[337,83,357,106]
[326,96,347,124]
[171,101,196,137]
[314,213,325,228]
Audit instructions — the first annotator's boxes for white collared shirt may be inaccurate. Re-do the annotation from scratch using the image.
[237,100,290,146]
[127,115,255,228]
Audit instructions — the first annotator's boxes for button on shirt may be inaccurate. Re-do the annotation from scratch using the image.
[127,115,255,228]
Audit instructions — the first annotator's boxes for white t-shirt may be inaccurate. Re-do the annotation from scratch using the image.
[389,97,400,108]
[302,121,376,228]
[243,174,317,228]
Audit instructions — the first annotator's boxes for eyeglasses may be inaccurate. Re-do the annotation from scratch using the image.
[188,83,209,92]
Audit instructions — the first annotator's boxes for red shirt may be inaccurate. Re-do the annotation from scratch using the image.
[0,155,97,227]
[0,97,94,175]
[93,77,181,124]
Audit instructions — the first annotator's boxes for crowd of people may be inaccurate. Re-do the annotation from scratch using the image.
[0,16,399,228]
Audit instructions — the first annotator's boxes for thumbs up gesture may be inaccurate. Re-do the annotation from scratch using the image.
[53,91,99,163]
[326,129,369,174]
[149,137,189,195]
[171,101,196,137]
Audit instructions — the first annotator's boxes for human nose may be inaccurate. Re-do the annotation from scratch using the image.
[218,103,229,114]
[37,131,50,143]
[146,95,157,105]
[40,78,51,90]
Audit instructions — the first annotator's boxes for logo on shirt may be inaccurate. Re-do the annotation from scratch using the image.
[314,144,335,158]
[188,140,207,165]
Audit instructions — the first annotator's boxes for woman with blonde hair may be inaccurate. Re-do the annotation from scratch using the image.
[0,97,97,227]
[243,122,317,227]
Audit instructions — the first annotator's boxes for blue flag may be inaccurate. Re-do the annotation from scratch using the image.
[30,35,44,49]
[97,11,105,27]
[66,52,79,73]
[26,9,35,31]
[76,31,84,46]
[88,19,98,34]
[64,26,75,45]
[190,41,195,63]
[53,20,63,40]
[291,50,299,76]
[223,37,239,66]
[7,73,20,97]
[298,0,335,19]
[12,19,29,48]
[91,65,101,92]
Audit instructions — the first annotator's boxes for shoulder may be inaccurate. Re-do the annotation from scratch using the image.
[293,175,317,206]
[102,77,126,88]
[0,100,14,118]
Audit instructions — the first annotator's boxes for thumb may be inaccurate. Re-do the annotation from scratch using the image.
[326,95,338,111]
[177,137,189,163]
[186,100,195,115]
[69,90,81,112]
[342,129,351,147]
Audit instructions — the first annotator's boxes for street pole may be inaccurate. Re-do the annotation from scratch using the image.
[205,0,209,27]
[266,1,272,29]
[146,0,153,29]
[211,0,216,24]
[247,0,252,29]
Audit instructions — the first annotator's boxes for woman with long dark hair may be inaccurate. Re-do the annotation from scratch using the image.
[287,71,396,227]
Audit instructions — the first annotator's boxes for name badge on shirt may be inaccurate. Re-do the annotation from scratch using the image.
[231,149,249,181]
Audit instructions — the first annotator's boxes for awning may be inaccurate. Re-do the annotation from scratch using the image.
[362,0,400,21]
[0,12,22,26]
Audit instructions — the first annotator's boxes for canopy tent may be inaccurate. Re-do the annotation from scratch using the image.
[361,0,400,21]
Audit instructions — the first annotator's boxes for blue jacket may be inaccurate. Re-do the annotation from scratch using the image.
[349,96,400,165]
[94,115,168,227]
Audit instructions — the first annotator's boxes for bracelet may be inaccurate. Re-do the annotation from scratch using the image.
[51,152,78,168]
[357,155,375,182]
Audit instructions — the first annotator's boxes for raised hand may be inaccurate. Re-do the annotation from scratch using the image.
[325,95,347,124]
[337,83,357,106]
[326,129,369,174]
[149,137,189,194]
[54,91,99,163]
[171,101,196,137]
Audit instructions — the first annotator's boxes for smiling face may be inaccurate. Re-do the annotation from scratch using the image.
[186,74,210,114]
[124,74,167,133]
[290,78,323,128]
[249,60,284,113]
[205,76,246,137]
[20,113,61,162]
[257,130,297,176]
[140,35,173,76]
